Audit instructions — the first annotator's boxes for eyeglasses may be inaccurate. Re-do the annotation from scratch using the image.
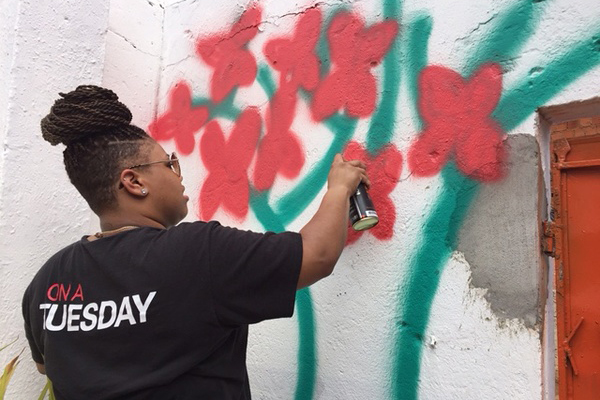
[127,152,181,177]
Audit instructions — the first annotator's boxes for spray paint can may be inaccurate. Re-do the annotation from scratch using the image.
[349,182,379,231]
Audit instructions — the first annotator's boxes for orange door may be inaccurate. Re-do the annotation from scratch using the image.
[551,120,600,399]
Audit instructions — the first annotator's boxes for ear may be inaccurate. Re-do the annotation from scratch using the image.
[119,169,148,197]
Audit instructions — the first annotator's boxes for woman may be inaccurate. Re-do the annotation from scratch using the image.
[22,85,369,399]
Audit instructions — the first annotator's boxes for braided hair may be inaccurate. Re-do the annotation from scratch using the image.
[41,85,151,214]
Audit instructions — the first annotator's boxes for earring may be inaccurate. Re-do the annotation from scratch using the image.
[141,188,147,195]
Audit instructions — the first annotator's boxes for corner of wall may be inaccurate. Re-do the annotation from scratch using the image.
[0,0,22,222]
[1,0,112,397]
[103,0,165,129]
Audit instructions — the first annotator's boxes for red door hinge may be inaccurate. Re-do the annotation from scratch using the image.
[542,220,558,257]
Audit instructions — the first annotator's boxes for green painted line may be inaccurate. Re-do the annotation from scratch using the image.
[257,63,277,99]
[252,62,358,400]
[192,89,241,120]
[251,49,323,394]
[276,116,357,225]
[366,0,402,154]
[403,13,432,131]
[252,63,358,400]
[391,4,597,399]
[494,31,600,131]
[249,188,284,232]
[249,191,317,400]
[391,7,432,400]
[294,288,317,400]
[315,7,351,77]
[253,62,359,226]
[394,28,600,399]
[251,62,359,400]
[463,1,539,76]
[393,163,479,400]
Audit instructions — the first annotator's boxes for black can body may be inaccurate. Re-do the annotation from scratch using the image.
[349,182,379,231]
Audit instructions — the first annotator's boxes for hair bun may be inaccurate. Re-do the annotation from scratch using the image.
[41,85,133,146]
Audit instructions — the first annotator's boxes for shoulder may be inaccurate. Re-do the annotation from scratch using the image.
[171,220,301,257]
[29,241,80,281]
[168,220,219,235]
[23,240,80,303]
[169,220,268,243]
[151,221,220,248]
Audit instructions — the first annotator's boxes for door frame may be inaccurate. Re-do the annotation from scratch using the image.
[549,119,600,399]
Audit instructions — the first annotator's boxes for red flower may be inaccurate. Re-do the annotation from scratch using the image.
[199,108,261,220]
[253,9,324,191]
[196,6,262,103]
[263,7,322,90]
[343,141,402,244]
[253,83,305,191]
[310,12,398,121]
[408,63,507,181]
[148,81,209,156]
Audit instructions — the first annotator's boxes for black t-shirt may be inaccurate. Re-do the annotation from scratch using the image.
[22,221,303,399]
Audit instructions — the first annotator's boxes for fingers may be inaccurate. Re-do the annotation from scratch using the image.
[346,159,366,169]
[347,161,367,183]
[333,154,365,168]
[361,173,371,189]
[329,153,371,192]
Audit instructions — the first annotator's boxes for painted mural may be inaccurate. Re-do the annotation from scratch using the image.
[148,0,600,398]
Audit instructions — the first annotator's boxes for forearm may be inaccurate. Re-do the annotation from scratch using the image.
[299,186,350,283]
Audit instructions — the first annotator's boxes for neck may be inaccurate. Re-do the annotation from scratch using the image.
[98,212,167,232]
[93,225,139,239]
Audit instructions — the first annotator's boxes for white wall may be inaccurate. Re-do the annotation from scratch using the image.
[0,0,110,397]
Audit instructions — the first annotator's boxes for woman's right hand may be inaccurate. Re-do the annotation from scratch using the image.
[298,154,371,289]
[327,154,370,197]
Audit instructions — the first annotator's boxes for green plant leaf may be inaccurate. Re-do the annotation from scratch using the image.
[0,338,18,353]
[0,354,20,399]
[37,379,55,400]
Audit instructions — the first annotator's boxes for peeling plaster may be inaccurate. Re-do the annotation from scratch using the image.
[457,134,542,329]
